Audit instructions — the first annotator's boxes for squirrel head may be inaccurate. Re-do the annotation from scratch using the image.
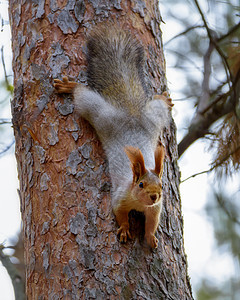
[125,145,165,207]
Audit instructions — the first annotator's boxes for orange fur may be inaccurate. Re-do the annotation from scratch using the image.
[153,92,174,108]
[54,77,78,94]
[125,146,147,182]
[114,145,165,248]
[154,145,165,177]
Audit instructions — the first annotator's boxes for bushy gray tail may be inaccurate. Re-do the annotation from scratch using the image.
[86,25,148,114]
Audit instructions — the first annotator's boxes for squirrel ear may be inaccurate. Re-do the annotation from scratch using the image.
[125,146,147,182]
[154,145,165,178]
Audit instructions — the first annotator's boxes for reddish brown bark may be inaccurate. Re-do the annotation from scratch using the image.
[9,0,193,299]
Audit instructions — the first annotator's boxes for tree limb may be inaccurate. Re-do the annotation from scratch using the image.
[196,41,214,113]
[178,72,240,157]
[178,2,239,158]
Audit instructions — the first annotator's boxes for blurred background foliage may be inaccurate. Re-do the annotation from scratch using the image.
[0,0,239,299]
[161,0,239,299]
[0,10,13,157]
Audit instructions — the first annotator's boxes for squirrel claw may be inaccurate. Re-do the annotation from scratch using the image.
[146,234,158,249]
[154,92,174,109]
[54,77,77,94]
[117,226,132,243]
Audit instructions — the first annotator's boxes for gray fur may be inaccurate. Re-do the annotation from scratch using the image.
[87,26,148,114]
[73,27,170,209]
[73,87,170,209]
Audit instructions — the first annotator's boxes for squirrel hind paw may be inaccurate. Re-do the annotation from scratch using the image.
[153,93,174,109]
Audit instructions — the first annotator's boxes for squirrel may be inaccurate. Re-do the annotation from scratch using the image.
[54,25,173,248]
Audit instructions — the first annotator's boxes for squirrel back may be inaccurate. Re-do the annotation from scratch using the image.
[87,26,149,115]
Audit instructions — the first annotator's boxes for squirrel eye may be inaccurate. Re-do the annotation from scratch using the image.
[139,182,144,188]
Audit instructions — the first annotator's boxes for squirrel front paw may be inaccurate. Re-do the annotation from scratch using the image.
[117,225,132,243]
[145,234,158,249]
[154,92,174,109]
[54,76,78,94]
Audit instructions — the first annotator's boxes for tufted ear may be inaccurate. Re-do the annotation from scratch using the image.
[125,146,147,182]
[154,145,165,178]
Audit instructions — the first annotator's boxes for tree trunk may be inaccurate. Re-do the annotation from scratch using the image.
[9,1,193,299]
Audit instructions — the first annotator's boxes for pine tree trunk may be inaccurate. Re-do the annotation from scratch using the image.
[9,1,193,299]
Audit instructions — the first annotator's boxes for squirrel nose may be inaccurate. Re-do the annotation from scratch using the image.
[150,194,157,202]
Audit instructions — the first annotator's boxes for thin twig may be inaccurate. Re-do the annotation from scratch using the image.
[1,46,11,90]
[181,168,211,183]
[181,145,240,183]
[171,95,195,102]
[217,22,240,43]
[0,118,12,125]
[215,194,240,226]
[166,48,203,73]
[0,140,15,156]
[164,25,205,46]
[201,67,240,115]
[193,0,233,85]
[200,90,230,115]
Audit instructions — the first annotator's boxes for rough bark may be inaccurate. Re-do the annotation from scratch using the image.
[9,0,193,299]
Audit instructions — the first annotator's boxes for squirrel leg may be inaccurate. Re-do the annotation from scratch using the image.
[115,208,132,243]
[72,86,121,141]
[54,77,78,94]
[144,207,161,248]
[145,93,172,133]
